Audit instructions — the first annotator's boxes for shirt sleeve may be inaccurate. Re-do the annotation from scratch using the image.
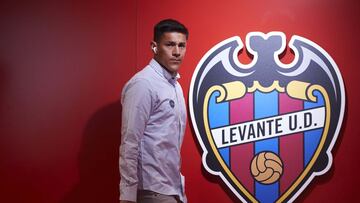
[119,78,152,201]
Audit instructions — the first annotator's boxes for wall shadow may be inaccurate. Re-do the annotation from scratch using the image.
[0,60,5,104]
[61,101,122,203]
[0,59,8,163]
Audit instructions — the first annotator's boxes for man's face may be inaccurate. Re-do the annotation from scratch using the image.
[153,32,187,74]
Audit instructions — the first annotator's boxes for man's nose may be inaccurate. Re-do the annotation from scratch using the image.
[173,46,180,57]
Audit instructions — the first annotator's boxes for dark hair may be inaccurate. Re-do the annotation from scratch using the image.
[153,19,189,42]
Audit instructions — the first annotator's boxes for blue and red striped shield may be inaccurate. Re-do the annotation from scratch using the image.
[189,32,345,202]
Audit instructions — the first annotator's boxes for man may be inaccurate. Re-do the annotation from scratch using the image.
[119,19,188,203]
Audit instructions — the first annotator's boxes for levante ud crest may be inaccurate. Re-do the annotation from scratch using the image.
[189,32,345,202]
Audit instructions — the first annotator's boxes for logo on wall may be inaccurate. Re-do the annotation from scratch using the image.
[189,32,345,203]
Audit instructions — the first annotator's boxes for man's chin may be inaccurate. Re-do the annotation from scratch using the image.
[167,65,180,74]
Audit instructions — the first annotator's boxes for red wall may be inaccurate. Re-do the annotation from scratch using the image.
[0,1,359,202]
[0,1,136,202]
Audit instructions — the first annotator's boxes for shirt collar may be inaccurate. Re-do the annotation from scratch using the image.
[150,59,180,84]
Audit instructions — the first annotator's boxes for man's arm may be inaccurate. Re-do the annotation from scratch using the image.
[119,79,152,202]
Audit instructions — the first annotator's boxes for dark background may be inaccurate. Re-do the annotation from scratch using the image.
[0,1,359,202]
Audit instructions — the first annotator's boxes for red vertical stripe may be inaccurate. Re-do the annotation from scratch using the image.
[230,93,254,195]
[279,93,304,194]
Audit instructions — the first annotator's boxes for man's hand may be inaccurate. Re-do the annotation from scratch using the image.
[120,201,135,203]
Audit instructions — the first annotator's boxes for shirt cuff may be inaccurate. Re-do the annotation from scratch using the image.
[119,183,138,202]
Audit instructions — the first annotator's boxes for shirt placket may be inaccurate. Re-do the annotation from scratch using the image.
[173,83,184,197]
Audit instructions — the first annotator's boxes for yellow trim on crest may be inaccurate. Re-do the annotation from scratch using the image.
[248,80,285,93]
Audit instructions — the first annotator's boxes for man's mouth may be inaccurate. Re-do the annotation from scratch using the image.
[170,59,181,63]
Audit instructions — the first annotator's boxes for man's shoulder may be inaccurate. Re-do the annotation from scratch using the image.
[122,66,154,93]
[130,65,154,82]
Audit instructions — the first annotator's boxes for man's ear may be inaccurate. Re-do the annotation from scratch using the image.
[150,41,157,54]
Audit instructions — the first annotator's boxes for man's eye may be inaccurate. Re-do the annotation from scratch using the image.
[166,43,174,46]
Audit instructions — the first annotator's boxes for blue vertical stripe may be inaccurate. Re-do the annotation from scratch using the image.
[254,90,279,203]
[304,91,324,167]
[219,148,230,166]
[208,91,230,166]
